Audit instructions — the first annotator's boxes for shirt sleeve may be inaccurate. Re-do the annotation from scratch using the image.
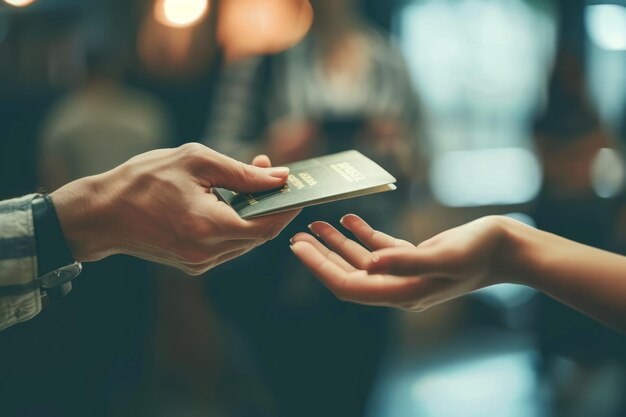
[0,194,42,331]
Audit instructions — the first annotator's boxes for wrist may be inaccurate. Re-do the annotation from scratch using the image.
[499,217,544,287]
[50,173,113,262]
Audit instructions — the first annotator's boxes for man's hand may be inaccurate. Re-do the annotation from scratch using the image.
[290,214,518,311]
[51,143,301,275]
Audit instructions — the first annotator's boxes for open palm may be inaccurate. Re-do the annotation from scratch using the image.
[290,214,513,311]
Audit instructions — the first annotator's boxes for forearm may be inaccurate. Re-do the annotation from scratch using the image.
[509,221,626,332]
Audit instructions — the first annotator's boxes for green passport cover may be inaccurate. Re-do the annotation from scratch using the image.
[213,150,397,219]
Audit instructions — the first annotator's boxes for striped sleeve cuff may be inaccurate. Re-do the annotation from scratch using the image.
[0,194,42,331]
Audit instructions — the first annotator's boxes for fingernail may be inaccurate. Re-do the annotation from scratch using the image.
[289,237,295,245]
[372,255,380,263]
[307,224,319,236]
[339,216,347,226]
[289,244,297,253]
[267,167,290,178]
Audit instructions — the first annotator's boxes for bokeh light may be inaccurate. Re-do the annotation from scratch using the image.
[429,147,542,207]
[154,0,209,28]
[591,148,625,198]
[218,0,313,60]
[2,0,36,7]
[586,4,626,51]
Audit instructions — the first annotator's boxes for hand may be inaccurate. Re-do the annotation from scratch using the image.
[290,215,521,311]
[51,143,301,275]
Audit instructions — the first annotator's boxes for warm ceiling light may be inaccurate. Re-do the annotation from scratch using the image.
[3,0,37,7]
[218,0,313,60]
[155,0,209,28]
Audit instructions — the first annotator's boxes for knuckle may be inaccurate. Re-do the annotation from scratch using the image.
[179,142,206,155]
[481,215,504,225]
[233,163,257,184]
[177,143,214,168]
[398,239,414,248]
[337,236,350,250]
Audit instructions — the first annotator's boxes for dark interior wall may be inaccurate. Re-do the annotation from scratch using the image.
[360,0,398,32]
[556,0,586,61]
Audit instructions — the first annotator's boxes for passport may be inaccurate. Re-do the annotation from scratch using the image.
[214,150,397,219]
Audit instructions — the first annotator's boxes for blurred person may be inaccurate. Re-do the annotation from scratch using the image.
[208,0,418,174]
[207,0,420,231]
[39,49,173,182]
[202,0,420,415]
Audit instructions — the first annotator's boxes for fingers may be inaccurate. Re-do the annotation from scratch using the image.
[208,195,301,242]
[243,208,302,240]
[367,246,444,277]
[290,241,358,293]
[181,143,289,192]
[339,214,413,250]
[212,152,289,192]
[251,154,272,168]
[308,221,372,269]
[290,241,421,304]
[291,232,355,272]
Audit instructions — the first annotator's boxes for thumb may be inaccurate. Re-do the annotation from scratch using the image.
[207,152,290,193]
[367,246,445,277]
[251,154,272,168]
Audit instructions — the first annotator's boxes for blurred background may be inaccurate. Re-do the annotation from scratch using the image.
[1,0,626,416]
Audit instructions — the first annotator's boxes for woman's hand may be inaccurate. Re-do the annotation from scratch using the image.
[290,214,523,311]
